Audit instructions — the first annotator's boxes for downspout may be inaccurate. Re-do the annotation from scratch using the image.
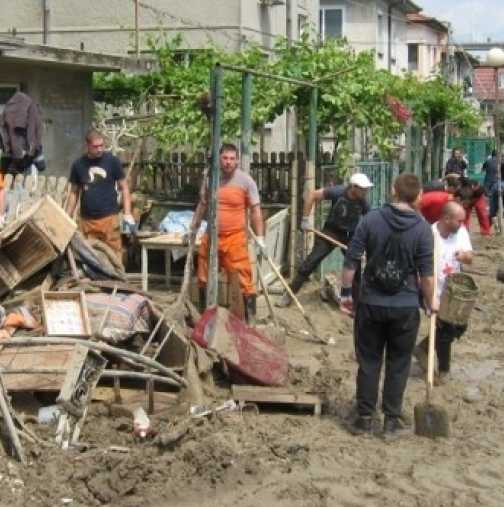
[42,0,50,45]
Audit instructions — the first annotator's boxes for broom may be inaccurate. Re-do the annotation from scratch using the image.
[414,231,450,438]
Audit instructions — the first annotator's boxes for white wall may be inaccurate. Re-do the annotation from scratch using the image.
[408,23,447,80]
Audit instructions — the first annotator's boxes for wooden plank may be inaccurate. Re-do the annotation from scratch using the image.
[0,374,26,464]
[232,385,321,415]
[31,195,77,253]
[0,345,76,391]
[261,208,289,286]
[228,271,245,320]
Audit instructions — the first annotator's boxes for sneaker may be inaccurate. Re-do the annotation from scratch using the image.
[275,291,292,308]
[348,415,373,436]
[382,416,409,440]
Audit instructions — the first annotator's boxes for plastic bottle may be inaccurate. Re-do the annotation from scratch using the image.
[133,407,151,438]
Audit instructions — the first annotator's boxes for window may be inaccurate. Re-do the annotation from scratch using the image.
[499,72,504,89]
[319,7,344,41]
[408,44,419,71]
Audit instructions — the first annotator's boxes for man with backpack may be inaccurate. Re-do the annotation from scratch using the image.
[340,173,435,437]
[276,173,373,307]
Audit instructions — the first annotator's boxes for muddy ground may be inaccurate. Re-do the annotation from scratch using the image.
[1,233,504,507]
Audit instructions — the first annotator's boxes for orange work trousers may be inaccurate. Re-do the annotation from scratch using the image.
[80,214,122,261]
[197,229,255,296]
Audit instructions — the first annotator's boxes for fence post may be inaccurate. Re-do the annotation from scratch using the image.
[207,65,224,307]
[240,72,253,174]
[304,87,318,254]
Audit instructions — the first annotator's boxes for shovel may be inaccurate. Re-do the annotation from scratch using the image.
[248,227,326,344]
[414,233,450,438]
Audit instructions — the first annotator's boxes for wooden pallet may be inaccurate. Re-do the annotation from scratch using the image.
[231,385,322,416]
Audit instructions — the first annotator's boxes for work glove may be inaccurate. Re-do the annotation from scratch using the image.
[300,216,311,231]
[255,235,267,258]
[121,214,137,235]
[339,286,354,316]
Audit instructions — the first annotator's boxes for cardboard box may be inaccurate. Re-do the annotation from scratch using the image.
[0,196,77,296]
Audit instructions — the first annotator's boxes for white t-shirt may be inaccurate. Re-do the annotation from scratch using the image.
[432,223,473,302]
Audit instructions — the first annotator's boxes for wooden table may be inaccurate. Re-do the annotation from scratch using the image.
[140,233,200,292]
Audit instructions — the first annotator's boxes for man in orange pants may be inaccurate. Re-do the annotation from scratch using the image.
[189,143,264,322]
[66,129,135,263]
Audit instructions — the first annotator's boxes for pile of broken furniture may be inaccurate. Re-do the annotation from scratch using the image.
[0,196,320,465]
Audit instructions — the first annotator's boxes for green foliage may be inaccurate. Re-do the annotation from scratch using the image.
[93,33,482,164]
[396,74,482,133]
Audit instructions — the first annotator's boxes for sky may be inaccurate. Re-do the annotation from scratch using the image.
[417,0,504,43]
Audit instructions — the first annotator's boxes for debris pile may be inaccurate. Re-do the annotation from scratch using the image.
[0,195,318,486]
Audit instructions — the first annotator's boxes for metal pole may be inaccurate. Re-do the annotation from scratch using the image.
[219,64,316,88]
[207,65,223,307]
[135,0,140,58]
[240,72,253,174]
[495,67,503,234]
[304,87,318,253]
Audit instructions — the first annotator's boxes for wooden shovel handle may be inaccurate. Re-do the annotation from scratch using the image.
[427,231,439,399]
[307,228,348,250]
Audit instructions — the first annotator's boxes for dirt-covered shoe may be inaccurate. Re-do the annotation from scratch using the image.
[382,416,409,440]
[348,416,373,436]
[434,371,451,386]
[275,291,292,308]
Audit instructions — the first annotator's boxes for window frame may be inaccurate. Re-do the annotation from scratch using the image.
[319,6,345,42]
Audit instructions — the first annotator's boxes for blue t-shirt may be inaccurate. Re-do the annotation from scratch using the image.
[69,151,124,219]
[323,184,370,234]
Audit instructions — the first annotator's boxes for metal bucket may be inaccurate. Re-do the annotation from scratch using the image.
[438,273,479,326]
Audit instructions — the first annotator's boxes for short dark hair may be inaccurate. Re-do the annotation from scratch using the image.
[393,173,421,204]
[452,147,463,156]
[219,143,238,155]
[85,128,104,144]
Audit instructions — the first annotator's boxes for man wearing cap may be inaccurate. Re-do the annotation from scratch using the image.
[277,173,373,307]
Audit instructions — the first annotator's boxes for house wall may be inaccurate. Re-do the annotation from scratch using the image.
[319,0,409,75]
[1,0,317,53]
[407,23,447,79]
[0,60,93,176]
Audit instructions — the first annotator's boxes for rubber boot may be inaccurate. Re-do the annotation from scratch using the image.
[198,288,207,314]
[243,294,257,325]
[436,340,452,374]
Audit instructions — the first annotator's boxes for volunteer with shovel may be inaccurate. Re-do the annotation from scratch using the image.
[277,172,373,307]
[414,201,473,384]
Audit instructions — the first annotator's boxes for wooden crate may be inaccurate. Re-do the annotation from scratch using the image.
[41,291,91,337]
[0,344,79,392]
[0,196,77,296]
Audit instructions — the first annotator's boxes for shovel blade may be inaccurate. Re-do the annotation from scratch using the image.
[414,402,450,439]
